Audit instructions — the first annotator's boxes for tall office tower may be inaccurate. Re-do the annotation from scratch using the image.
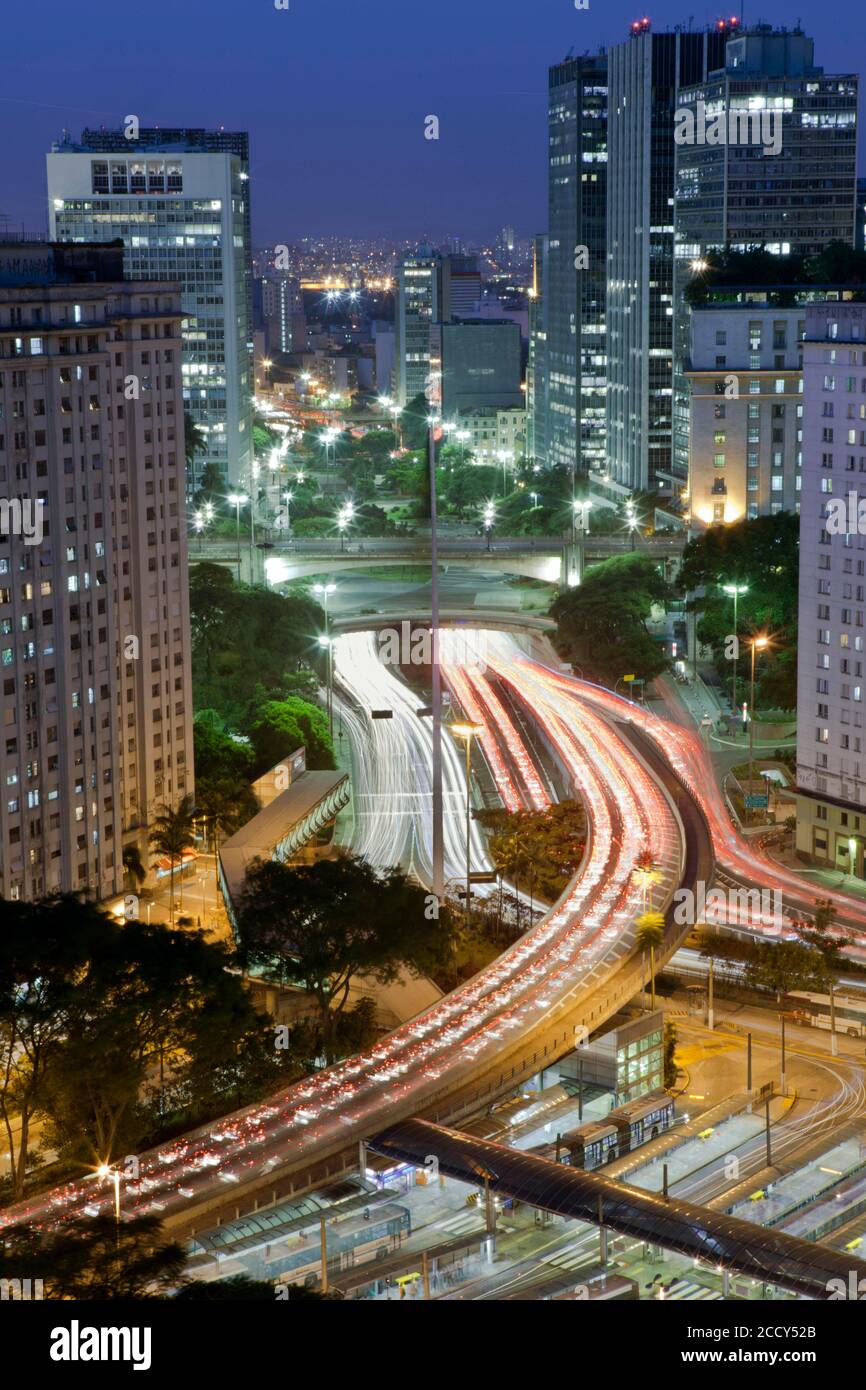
[606,23,728,496]
[545,54,607,483]
[795,302,866,877]
[855,177,866,253]
[441,255,482,319]
[394,246,445,406]
[394,248,481,405]
[47,128,254,491]
[674,29,859,489]
[261,273,306,355]
[0,241,194,902]
[498,226,515,266]
[527,233,549,467]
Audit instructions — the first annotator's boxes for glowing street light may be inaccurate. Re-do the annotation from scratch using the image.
[722,583,749,712]
[748,635,770,817]
[226,492,248,577]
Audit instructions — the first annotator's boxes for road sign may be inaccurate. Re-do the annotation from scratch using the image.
[623,674,635,682]
[469,871,498,884]
[745,794,768,809]
[371,710,394,720]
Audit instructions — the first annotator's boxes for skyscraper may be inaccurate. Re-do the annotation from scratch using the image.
[606,23,728,496]
[47,128,254,491]
[394,248,481,406]
[545,54,607,481]
[527,233,549,468]
[674,28,859,486]
[0,241,194,901]
[795,302,866,878]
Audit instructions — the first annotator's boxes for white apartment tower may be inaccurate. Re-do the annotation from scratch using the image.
[0,242,194,901]
[796,301,866,877]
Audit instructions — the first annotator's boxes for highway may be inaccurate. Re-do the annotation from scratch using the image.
[1,632,688,1237]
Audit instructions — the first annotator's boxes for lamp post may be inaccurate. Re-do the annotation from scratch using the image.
[282,490,294,537]
[451,721,483,924]
[318,635,334,736]
[748,635,769,818]
[227,493,248,580]
[722,582,749,714]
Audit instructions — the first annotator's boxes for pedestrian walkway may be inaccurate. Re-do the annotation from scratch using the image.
[762,841,866,903]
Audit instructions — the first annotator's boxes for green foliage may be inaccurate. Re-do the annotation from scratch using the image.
[0,898,270,1191]
[0,1214,186,1299]
[677,513,798,706]
[685,242,866,307]
[744,940,831,997]
[551,553,671,685]
[236,855,452,1058]
[663,1021,678,1089]
[188,562,325,729]
[193,719,254,785]
[475,801,586,902]
[249,697,335,775]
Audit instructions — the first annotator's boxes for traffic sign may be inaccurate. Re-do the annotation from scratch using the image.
[745,794,768,809]
[623,674,635,682]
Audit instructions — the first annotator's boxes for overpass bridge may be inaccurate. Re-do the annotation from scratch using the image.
[192,533,686,589]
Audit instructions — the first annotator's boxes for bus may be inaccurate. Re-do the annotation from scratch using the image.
[527,1092,675,1170]
[607,1093,675,1150]
[785,991,866,1039]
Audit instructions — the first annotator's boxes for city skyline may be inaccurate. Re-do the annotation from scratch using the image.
[2,0,866,245]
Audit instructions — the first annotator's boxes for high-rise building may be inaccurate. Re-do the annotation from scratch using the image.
[606,24,728,496]
[433,319,523,416]
[394,248,482,405]
[685,301,805,526]
[261,274,306,355]
[545,54,607,481]
[674,29,859,487]
[0,241,194,901]
[47,128,254,490]
[394,246,445,406]
[795,302,866,878]
[527,233,549,467]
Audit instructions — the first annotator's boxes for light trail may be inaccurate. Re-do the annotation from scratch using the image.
[2,633,683,1235]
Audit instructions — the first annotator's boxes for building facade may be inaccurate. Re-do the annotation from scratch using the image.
[435,320,523,416]
[545,55,607,481]
[0,242,194,901]
[606,26,728,496]
[796,302,866,877]
[526,234,549,468]
[47,128,254,491]
[686,302,805,525]
[674,29,859,485]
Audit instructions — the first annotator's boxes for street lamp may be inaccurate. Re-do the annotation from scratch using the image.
[748,635,770,818]
[572,498,592,545]
[282,490,294,537]
[193,509,205,551]
[722,583,749,713]
[482,500,495,552]
[227,493,248,578]
[318,634,334,736]
[451,721,483,923]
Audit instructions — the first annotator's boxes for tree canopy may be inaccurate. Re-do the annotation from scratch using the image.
[550,552,671,685]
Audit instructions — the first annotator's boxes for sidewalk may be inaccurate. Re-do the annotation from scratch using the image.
[762,838,866,903]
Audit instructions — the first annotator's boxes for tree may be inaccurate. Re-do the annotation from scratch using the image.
[677,513,799,707]
[0,895,103,1198]
[173,1275,279,1300]
[236,855,449,1059]
[551,553,671,686]
[249,698,334,775]
[475,802,586,904]
[184,411,207,471]
[195,777,259,857]
[663,1021,679,1089]
[0,1215,185,1300]
[635,911,665,1011]
[39,917,267,1164]
[122,845,147,892]
[744,941,831,1000]
[149,795,196,923]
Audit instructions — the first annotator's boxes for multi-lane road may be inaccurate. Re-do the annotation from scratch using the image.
[5,628,866,1240]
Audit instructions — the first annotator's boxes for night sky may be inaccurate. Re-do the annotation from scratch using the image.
[1,0,863,246]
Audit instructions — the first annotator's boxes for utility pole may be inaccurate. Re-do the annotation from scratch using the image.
[765,1098,772,1167]
[707,956,715,1031]
[830,978,838,1057]
[429,418,444,900]
[780,1013,786,1095]
[747,1031,753,1092]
